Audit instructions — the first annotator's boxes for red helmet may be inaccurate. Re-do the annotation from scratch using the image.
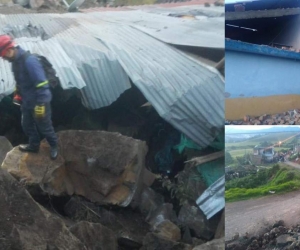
[0,35,15,57]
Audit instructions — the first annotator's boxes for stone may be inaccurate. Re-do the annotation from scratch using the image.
[153,220,181,241]
[233,233,239,240]
[181,227,193,244]
[192,237,206,246]
[215,211,225,239]
[29,0,44,9]
[148,203,176,227]
[278,226,286,233]
[131,185,164,219]
[192,238,224,250]
[178,204,214,240]
[143,168,157,187]
[141,233,193,250]
[0,168,84,250]
[2,130,148,207]
[69,221,118,250]
[271,227,280,235]
[244,115,250,122]
[276,234,295,247]
[64,196,150,247]
[0,136,12,165]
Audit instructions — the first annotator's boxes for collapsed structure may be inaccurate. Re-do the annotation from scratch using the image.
[0,8,224,148]
[225,0,300,120]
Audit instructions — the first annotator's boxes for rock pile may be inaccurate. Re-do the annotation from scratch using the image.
[0,130,224,250]
[226,110,300,125]
[226,220,300,250]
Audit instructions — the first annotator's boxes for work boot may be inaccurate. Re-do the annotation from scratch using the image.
[50,147,58,160]
[19,144,39,153]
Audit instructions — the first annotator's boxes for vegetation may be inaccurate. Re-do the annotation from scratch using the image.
[226,164,300,202]
[225,151,233,165]
[289,153,299,161]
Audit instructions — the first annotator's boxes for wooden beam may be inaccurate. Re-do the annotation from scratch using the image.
[185,151,224,166]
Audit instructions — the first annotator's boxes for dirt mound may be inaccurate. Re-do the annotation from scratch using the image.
[226,221,300,250]
[226,110,300,126]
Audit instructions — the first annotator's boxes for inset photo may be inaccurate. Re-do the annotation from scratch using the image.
[225,0,300,125]
[225,125,300,249]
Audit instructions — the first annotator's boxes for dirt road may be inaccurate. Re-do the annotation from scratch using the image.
[226,190,300,240]
[285,161,300,170]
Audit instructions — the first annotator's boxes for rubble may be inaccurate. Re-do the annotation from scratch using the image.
[64,196,150,247]
[193,238,224,250]
[178,204,214,240]
[226,110,300,125]
[69,221,118,250]
[0,168,85,250]
[153,220,181,241]
[225,220,300,250]
[140,233,193,250]
[0,136,12,165]
[2,130,148,207]
[0,90,224,250]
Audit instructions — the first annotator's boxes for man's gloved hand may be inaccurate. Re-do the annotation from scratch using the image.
[34,104,46,118]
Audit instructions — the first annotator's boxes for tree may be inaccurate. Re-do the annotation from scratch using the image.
[225,151,234,165]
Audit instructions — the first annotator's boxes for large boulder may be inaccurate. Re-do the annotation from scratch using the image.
[192,238,224,250]
[69,221,118,250]
[0,168,85,250]
[153,220,181,241]
[178,204,214,240]
[141,233,193,250]
[2,130,148,207]
[0,136,12,165]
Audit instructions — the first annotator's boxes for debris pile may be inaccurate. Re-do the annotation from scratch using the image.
[226,110,300,125]
[226,220,300,250]
[0,129,224,249]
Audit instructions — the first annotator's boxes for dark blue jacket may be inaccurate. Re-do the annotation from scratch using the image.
[12,46,52,109]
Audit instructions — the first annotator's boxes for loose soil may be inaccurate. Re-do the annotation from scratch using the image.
[226,190,300,241]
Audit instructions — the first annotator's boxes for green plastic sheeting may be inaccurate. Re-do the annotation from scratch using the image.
[173,134,202,154]
[210,130,225,150]
[197,158,224,187]
[173,130,225,154]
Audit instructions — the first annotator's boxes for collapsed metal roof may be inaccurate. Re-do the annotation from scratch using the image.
[196,175,225,219]
[85,9,224,49]
[0,11,224,148]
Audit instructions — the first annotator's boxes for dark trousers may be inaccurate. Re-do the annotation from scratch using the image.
[21,102,57,148]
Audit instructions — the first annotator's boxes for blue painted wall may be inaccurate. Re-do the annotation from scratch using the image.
[226,46,300,98]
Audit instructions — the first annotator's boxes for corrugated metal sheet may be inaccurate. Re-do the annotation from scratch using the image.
[86,10,224,49]
[0,12,224,148]
[196,175,225,219]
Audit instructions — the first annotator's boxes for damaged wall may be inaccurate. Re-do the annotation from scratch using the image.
[226,14,300,51]
[225,40,300,120]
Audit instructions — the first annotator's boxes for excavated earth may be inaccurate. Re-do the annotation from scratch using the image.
[226,220,300,250]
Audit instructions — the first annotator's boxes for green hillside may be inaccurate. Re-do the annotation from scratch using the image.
[226,164,300,202]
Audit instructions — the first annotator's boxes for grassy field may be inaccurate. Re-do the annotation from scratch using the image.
[230,149,252,158]
[226,164,300,202]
